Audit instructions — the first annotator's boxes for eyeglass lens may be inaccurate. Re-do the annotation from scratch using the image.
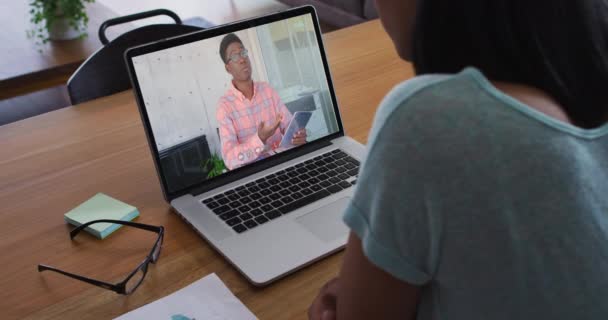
[125,265,146,294]
[152,234,163,262]
[229,49,248,63]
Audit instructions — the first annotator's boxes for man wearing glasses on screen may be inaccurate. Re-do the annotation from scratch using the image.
[216,33,307,170]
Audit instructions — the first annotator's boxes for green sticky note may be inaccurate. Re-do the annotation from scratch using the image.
[64,193,139,239]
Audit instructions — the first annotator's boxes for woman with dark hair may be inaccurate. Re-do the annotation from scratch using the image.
[309,0,608,319]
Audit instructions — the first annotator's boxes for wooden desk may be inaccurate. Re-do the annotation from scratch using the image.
[0,20,413,320]
[0,1,127,99]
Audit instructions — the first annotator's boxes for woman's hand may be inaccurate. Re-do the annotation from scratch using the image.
[308,277,339,320]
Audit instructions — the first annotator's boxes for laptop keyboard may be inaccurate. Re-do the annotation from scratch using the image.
[201,149,360,234]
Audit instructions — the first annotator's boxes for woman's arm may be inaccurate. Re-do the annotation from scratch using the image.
[310,232,421,320]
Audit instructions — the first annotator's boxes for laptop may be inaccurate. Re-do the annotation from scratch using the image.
[125,5,365,285]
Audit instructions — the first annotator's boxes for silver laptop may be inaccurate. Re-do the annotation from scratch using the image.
[125,6,365,285]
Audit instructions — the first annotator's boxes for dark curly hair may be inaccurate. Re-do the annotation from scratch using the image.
[412,0,608,128]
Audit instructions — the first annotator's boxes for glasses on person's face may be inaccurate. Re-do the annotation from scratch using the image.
[38,219,164,295]
[227,48,248,64]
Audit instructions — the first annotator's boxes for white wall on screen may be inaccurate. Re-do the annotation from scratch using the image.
[133,30,268,155]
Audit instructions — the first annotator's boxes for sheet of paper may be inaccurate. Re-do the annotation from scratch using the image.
[114,273,257,320]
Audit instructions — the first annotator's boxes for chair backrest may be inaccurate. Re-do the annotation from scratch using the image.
[159,135,210,192]
[285,93,317,114]
[67,10,203,105]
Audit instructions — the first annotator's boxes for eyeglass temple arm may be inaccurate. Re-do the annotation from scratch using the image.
[70,219,162,239]
[38,264,118,292]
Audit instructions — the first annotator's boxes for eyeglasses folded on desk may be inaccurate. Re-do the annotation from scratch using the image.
[38,219,164,295]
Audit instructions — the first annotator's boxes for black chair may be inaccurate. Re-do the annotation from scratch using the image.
[159,135,212,193]
[285,93,317,114]
[67,9,203,105]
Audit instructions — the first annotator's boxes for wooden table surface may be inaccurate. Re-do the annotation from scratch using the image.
[0,1,128,99]
[0,20,414,320]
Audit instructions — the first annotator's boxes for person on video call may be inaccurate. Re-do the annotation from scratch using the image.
[216,33,307,170]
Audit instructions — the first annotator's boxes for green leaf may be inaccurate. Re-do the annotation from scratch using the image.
[27,0,94,48]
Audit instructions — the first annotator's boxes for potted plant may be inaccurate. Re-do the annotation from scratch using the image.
[202,154,227,179]
[28,0,95,43]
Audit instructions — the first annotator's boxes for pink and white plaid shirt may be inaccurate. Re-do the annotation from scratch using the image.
[216,81,292,170]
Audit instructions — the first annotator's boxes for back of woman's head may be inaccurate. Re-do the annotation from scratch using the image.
[412,0,608,128]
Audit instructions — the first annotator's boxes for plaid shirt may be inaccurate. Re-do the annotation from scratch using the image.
[216,81,292,170]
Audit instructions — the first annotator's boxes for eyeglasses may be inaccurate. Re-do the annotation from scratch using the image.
[38,219,164,295]
[227,48,249,64]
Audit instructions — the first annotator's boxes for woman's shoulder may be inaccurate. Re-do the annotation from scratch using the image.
[368,68,486,144]
[374,74,452,122]
[376,68,486,122]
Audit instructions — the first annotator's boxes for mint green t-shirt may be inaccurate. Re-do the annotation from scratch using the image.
[343,67,608,319]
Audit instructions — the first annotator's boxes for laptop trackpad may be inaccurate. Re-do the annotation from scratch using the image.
[296,197,351,243]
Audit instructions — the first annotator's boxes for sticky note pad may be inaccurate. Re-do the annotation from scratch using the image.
[64,193,139,239]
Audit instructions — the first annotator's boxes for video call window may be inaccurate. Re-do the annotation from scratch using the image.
[132,14,339,192]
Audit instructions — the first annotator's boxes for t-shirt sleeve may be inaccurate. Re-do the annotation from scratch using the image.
[343,76,448,285]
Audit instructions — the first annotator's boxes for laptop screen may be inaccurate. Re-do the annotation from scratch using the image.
[130,12,340,194]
